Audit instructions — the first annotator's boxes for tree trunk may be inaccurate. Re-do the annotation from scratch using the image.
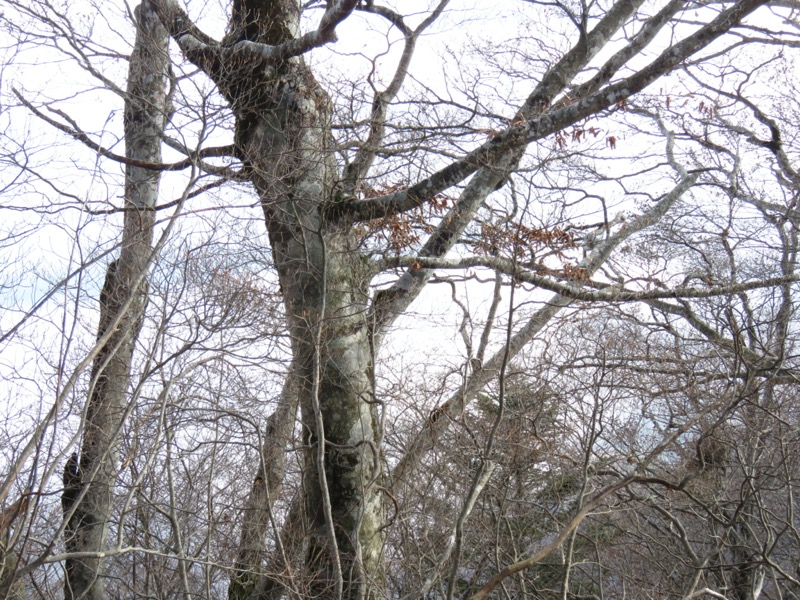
[246,70,383,600]
[61,3,170,598]
[224,20,379,600]
[213,2,385,597]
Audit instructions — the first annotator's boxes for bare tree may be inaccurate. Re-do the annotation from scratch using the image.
[1,0,799,599]
[58,4,171,599]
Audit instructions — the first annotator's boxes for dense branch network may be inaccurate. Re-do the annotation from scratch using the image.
[2,0,798,598]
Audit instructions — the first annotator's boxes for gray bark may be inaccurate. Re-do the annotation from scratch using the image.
[61,4,170,599]
[217,2,383,597]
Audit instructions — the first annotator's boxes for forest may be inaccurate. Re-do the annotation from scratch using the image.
[0,0,799,598]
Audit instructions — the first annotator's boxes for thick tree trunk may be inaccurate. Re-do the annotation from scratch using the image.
[217,2,384,597]
[61,4,170,599]
[246,70,383,600]
[209,0,383,598]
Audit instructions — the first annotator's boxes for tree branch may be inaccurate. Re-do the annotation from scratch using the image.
[13,89,235,174]
[391,171,697,488]
[341,0,768,222]
[342,0,451,192]
[152,0,360,74]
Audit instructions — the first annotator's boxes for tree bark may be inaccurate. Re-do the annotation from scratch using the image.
[61,3,170,599]
[245,67,383,600]
[217,2,383,596]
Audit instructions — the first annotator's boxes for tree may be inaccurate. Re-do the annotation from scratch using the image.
[0,0,798,598]
[58,5,170,599]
